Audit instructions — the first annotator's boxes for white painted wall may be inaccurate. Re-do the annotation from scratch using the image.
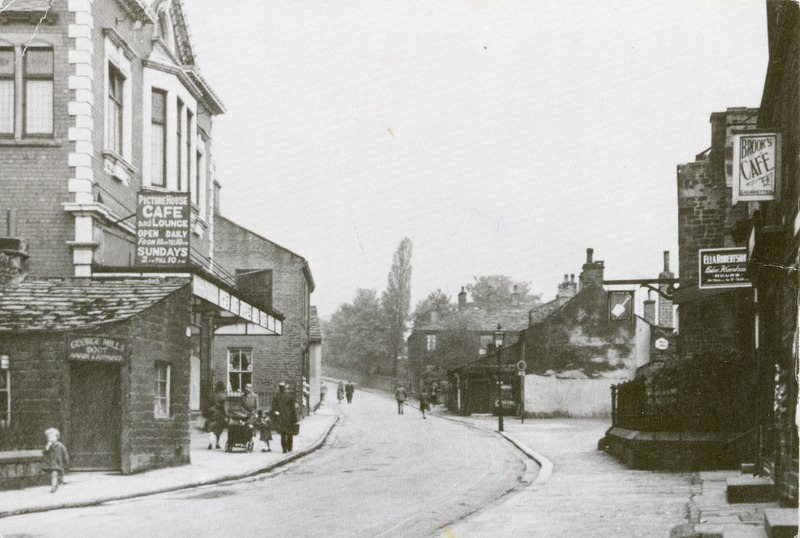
[524,374,623,418]
[309,342,322,411]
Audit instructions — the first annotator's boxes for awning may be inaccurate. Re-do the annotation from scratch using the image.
[192,274,282,335]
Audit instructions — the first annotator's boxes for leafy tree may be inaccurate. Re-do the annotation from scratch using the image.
[412,289,453,328]
[382,238,413,377]
[466,275,540,306]
[323,289,390,375]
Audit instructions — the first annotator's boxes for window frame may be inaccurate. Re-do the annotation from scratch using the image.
[0,47,14,138]
[0,368,9,427]
[106,62,124,155]
[150,88,168,188]
[426,334,437,351]
[154,361,172,419]
[227,348,253,395]
[21,47,53,138]
[176,98,183,191]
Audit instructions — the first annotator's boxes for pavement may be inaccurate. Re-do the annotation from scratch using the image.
[0,405,339,519]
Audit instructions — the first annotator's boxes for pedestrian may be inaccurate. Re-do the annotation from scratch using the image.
[241,383,259,426]
[420,389,430,419]
[255,409,272,452]
[42,428,69,493]
[271,382,298,453]
[394,385,407,415]
[430,384,438,405]
[205,381,228,450]
[337,381,345,404]
[345,381,354,404]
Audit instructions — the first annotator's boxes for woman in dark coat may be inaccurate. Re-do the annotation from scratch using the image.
[205,381,227,449]
[271,382,298,453]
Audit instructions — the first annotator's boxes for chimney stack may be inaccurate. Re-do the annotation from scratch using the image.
[0,209,28,287]
[430,310,440,324]
[458,287,467,309]
[579,247,605,289]
[658,250,675,329]
[557,273,577,304]
[643,291,656,325]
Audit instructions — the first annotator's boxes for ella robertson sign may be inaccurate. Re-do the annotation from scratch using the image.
[698,247,751,289]
[135,192,190,266]
[732,132,781,204]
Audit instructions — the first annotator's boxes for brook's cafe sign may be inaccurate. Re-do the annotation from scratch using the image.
[699,247,751,289]
[135,192,190,266]
[732,133,781,204]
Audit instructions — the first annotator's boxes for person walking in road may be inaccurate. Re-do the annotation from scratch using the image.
[337,381,345,404]
[345,381,354,404]
[205,381,228,450]
[395,385,407,415]
[419,389,430,419]
[271,382,298,453]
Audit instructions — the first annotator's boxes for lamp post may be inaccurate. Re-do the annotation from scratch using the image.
[494,325,505,432]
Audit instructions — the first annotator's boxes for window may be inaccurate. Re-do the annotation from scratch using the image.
[479,334,493,355]
[150,89,167,187]
[0,368,9,427]
[176,99,183,190]
[194,148,203,205]
[154,362,171,418]
[185,109,192,192]
[228,349,252,394]
[0,48,13,136]
[106,63,124,155]
[426,334,437,351]
[23,48,53,136]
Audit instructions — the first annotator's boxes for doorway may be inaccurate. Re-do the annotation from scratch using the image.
[69,361,122,470]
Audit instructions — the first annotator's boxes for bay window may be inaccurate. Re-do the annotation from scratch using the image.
[106,63,124,155]
[23,48,53,136]
[150,89,167,187]
[176,98,183,191]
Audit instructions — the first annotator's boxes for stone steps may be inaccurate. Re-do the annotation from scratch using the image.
[763,508,798,538]
[727,476,776,503]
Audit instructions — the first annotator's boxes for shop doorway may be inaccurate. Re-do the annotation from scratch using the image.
[69,362,122,470]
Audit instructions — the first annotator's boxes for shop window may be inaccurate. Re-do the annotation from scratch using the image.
[154,362,171,418]
[150,89,167,187]
[23,48,53,136]
[228,348,252,394]
[426,334,437,351]
[106,63,124,155]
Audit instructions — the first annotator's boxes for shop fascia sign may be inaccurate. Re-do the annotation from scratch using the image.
[732,132,781,204]
[698,247,751,289]
[68,336,127,363]
[192,274,282,334]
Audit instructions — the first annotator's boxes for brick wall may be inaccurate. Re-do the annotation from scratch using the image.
[212,216,311,402]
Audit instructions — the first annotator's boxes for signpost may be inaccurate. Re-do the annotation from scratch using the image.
[517,360,527,423]
[732,132,781,205]
[699,247,751,289]
[135,192,190,266]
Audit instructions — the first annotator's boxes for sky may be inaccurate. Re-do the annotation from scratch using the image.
[187,0,769,319]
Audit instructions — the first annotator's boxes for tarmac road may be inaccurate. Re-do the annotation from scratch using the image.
[0,385,531,538]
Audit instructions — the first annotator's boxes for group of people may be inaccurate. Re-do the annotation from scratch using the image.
[394,384,431,418]
[205,381,299,454]
[336,381,355,404]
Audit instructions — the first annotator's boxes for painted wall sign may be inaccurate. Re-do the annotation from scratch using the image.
[699,247,751,289]
[732,133,781,204]
[135,192,191,266]
[68,336,127,363]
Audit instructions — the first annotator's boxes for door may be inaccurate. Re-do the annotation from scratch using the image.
[468,378,495,414]
[69,362,122,470]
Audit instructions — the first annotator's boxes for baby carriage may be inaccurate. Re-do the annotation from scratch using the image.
[225,419,255,452]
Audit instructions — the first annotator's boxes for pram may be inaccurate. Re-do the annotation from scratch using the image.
[225,420,255,452]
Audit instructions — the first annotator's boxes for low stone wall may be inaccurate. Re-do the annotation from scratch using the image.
[524,375,622,417]
[0,450,46,490]
[604,427,741,470]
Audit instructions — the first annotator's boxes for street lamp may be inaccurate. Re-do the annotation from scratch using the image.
[494,324,505,432]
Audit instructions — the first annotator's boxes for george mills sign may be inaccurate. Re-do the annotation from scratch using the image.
[135,192,191,266]
[732,132,781,204]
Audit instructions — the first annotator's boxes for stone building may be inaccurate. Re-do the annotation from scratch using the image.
[213,215,315,413]
[0,0,283,476]
[747,0,798,506]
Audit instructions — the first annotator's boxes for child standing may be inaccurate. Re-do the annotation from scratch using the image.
[42,428,69,493]
[255,410,273,452]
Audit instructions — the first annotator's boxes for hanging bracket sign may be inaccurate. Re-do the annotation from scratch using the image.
[732,132,781,204]
[698,247,751,289]
[135,192,190,266]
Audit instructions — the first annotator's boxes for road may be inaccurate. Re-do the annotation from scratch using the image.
[0,386,531,538]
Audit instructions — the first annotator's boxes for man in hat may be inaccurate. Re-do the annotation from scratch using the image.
[271,382,298,453]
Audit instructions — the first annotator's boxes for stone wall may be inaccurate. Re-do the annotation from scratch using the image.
[524,374,620,417]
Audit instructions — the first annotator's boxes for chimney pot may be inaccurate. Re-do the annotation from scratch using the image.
[663,251,670,272]
[587,248,594,263]
[570,274,575,283]
[563,274,568,282]
[458,286,467,308]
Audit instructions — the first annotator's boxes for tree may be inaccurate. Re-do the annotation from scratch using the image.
[412,289,453,328]
[466,275,541,306]
[323,289,390,375]
[382,238,413,377]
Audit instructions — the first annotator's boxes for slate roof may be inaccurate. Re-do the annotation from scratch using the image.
[415,300,549,333]
[0,277,190,332]
[309,306,322,343]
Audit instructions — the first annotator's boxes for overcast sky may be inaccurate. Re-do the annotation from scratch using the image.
[187,1,768,318]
